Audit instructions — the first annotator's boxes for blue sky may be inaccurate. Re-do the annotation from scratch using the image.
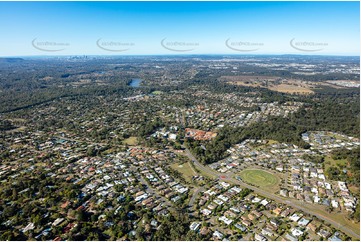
[0,1,359,56]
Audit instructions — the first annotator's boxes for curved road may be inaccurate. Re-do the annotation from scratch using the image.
[183,147,360,239]
[188,187,204,208]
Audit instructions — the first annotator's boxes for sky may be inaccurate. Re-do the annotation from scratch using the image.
[0,1,359,56]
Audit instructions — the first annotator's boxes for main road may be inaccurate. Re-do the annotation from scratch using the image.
[183,147,360,239]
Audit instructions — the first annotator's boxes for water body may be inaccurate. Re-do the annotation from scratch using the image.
[128,78,142,87]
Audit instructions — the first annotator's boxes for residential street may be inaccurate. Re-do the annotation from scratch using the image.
[183,147,360,239]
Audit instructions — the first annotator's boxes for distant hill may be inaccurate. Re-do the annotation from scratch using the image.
[0,58,24,63]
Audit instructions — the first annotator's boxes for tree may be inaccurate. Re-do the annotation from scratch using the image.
[87,146,97,157]
[11,188,18,200]
[86,232,99,241]
[0,231,15,240]
[76,209,86,222]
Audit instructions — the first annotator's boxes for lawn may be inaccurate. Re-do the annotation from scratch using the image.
[170,162,197,182]
[122,136,138,145]
[239,169,279,189]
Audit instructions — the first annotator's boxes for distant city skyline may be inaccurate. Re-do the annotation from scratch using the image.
[0,1,359,56]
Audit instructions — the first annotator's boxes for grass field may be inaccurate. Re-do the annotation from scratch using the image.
[239,169,279,189]
[267,140,279,145]
[299,201,360,240]
[324,155,348,171]
[221,76,314,95]
[170,162,197,182]
[152,90,164,95]
[269,84,314,94]
[349,185,360,196]
[254,139,279,150]
[122,136,138,145]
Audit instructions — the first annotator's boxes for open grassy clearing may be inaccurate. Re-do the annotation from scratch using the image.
[299,201,360,239]
[122,136,138,145]
[8,118,26,122]
[253,139,279,150]
[170,162,197,182]
[239,169,279,189]
[5,126,26,133]
[269,84,314,94]
[152,90,164,95]
[221,75,315,95]
[349,185,360,196]
[266,139,279,145]
[324,155,348,171]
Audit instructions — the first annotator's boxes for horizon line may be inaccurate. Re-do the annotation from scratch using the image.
[1,53,360,58]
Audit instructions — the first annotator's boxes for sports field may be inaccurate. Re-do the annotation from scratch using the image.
[239,169,279,188]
